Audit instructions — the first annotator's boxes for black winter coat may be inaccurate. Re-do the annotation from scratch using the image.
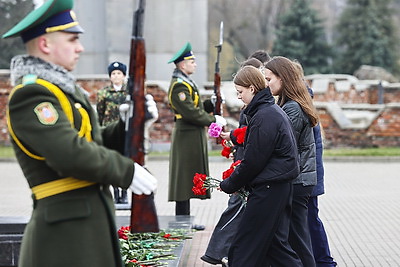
[220,89,300,194]
[229,109,246,161]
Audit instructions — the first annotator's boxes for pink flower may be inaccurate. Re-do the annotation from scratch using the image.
[208,122,222,138]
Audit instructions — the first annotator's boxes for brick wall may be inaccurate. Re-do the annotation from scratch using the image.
[2,71,400,148]
[0,71,11,145]
[0,73,175,146]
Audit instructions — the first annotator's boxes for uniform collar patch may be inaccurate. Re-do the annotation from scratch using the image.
[34,102,59,125]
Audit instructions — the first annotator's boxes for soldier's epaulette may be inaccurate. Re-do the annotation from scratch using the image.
[22,74,38,85]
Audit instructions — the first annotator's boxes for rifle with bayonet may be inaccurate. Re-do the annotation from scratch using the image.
[213,21,224,143]
[125,0,159,233]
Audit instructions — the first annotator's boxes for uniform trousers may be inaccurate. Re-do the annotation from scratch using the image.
[289,184,316,267]
[175,200,190,215]
[307,196,337,267]
[228,181,302,267]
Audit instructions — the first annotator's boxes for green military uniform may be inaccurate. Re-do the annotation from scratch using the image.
[97,84,128,126]
[167,43,216,203]
[3,1,134,266]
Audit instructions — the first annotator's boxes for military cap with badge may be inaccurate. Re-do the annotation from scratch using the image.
[2,0,85,129]
[108,62,127,77]
[2,0,84,42]
[168,42,195,64]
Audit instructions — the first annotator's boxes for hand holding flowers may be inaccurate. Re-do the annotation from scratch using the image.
[192,160,248,202]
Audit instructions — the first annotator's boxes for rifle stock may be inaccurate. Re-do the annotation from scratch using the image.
[213,68,222,116]
[126,0,159,233]
[213,21,224,144]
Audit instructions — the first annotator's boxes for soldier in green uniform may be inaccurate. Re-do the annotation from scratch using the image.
[167,42,226,228]
[2,0,157,266]
[97,61,129,204]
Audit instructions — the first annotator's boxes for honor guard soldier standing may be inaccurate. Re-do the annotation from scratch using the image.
[2,0,157,266]
[167,42,226,230]
[97,62,159,204]
[97,61,130,204]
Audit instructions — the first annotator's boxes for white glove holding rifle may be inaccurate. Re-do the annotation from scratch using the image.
[211,92,226,106]
[120,96,158,123]
[130,163,158,195]
[119,102,132,123]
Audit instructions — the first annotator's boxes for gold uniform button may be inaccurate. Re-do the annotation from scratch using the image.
[75,103,82,109]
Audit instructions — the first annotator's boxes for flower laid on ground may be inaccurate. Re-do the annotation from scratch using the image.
[192,160,248,202]
[118,226,192,267]
[208,122,223,138]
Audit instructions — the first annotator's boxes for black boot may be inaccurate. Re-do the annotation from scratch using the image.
[113,187,120,204]
[175,200,190,215]
[119,189,128,204]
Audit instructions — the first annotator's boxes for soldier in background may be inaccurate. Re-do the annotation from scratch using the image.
[167,42,226,230]
[97,61,159,204]
[97,61,129,204]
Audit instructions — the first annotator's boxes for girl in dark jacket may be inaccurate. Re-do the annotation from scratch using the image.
[201,58,266,265]
[219,66,302,266]
[265,56,319,267]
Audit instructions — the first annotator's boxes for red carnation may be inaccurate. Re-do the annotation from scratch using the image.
[192,173,208,195]
[118,226,131,240]
[221,145,231,158]
[233,126,247,144]
[222,160,241,180]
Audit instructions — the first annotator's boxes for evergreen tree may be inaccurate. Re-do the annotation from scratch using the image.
[272,0,332,75]
[0,0,34,69]
[334,0,399,75]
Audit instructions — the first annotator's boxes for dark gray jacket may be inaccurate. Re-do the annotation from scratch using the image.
[282,100,317,186]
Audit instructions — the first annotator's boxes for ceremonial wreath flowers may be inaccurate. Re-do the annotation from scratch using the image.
[118,226,191,267]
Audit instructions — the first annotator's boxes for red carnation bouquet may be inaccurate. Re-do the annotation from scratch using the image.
[192,160,248,202]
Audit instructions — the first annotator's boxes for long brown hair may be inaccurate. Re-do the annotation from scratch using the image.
[265,56,319,126]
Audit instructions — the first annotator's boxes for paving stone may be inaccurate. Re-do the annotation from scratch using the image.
[1,158,399,267]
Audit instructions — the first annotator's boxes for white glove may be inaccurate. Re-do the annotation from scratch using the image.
[214,115,227,126]
[129,163,158,195]
[119,103,130,122]
[145,94,159,120]
[211,93,226,105]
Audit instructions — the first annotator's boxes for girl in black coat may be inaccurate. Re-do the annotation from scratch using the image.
[265,56,319,267]
[219,66,302,266]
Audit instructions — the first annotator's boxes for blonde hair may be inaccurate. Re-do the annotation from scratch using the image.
[265,56,319,126]
[233,65,266,93]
